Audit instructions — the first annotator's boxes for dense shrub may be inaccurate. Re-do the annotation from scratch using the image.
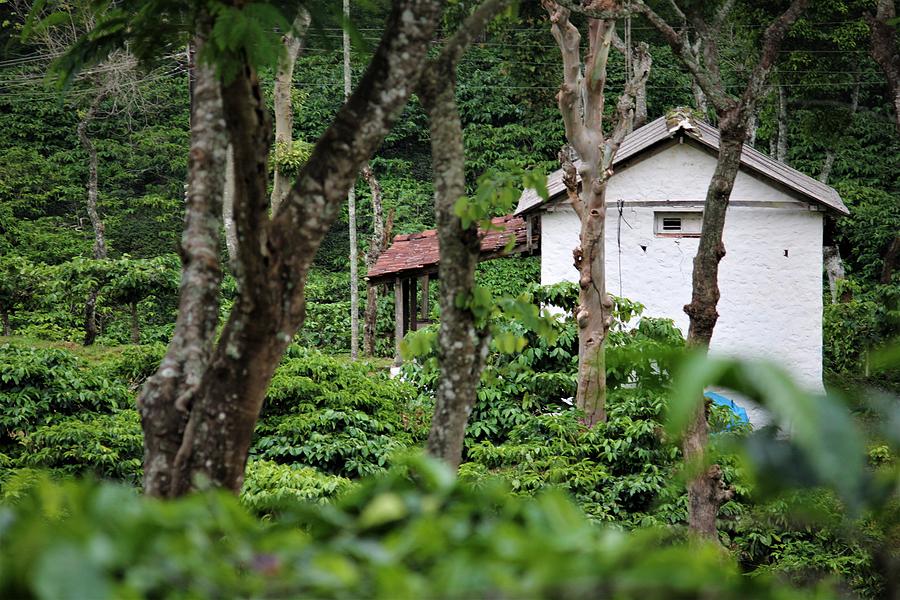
[0,458,824,600]
[252,347,428,477]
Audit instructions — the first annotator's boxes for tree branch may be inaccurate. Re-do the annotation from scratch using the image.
[741,0,810,113]
[543,1,591,159]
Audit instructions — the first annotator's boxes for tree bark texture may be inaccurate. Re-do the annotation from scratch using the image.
[140,0,443,496]
[138,21,229,498]
[76,95,108,346]
[421,0,511,470]
[634,0,809,540]
[867,0,900,136]
[345,0,360,360]
[222,144,237,266]
[823,245,847,304]
[362,164,387,357]
[776,84,788,163]
[544,0,650,427]
[271,11,311,214]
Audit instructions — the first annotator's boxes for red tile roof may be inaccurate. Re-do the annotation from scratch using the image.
[367,215,535,282]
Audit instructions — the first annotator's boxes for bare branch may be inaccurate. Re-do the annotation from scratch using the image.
[741,0,810,113]
[543,0,591,158]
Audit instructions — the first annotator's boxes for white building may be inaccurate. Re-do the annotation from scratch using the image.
[515,116,849,392]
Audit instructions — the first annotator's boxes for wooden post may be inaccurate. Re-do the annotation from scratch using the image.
[394,278,404,366]
[408,276,418,331]
[420,274,430,322]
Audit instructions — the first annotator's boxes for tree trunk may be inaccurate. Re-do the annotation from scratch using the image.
[76,95,108,347]
[882,235,900,284]
[819,74,860,184]
[130,300,140,344]
[420,0,510,469]
[634,0,809,537]
[823,245,847,303]
[271,11,311,214]
[544,3,650,426]
[867,0,900,135]
[680,115,745,538]
[2,307,10,336]
[420,75,489,469]
[222,144,237,266]
[776,84,788,163]
[362,165,386,357]
[747,110,758,147]
[345,0,360,360]
[573,173,613,426]
[138,21,229,498]
[140,0,443,496]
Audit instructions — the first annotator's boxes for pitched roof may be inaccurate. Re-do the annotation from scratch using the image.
[515,115,849,216]
[367,215,535,283]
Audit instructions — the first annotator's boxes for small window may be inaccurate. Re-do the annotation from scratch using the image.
[654,211,702,237]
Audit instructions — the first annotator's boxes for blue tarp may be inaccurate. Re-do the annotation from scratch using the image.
[704,391,749,427]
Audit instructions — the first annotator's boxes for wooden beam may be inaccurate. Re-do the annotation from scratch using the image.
[394,278,404,366]
[420,274,430,321]
[408,276,418,331]
[401,277,411,335]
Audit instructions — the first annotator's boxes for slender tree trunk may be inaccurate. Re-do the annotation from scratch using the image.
[271,11,311,214]
[362,165,385,357]
[867,0,900,136]
[882,235,900,284]
[1,308,10,336]
[420,77,488,469]
[222,144,237,266]
[76,95,108,346]
[139,0,443,496]
[776,84,788,163]
[819,74,861,184]
[823,245,846,303]
[138,21,229,498]
[130,300,140,344]
[747,110,758,147]
[420,0,510,469]
[345,0,360,360]
[680,114,745,538]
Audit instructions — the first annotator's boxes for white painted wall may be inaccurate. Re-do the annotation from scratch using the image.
[540,141,825,391]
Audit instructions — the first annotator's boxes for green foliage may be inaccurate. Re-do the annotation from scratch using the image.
[0,457,828,600]
[252,347,427,477]
[241,459,353,513]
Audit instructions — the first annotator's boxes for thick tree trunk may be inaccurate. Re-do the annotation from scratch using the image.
[141,0,442,496]
[776,84,788,163]
[867,0,900,136]
[130,301,140,344]
[138,21,229,498]
[574,172,613,426]
[543,2,650,426]
[271,11,310,214]
[76,96,108,346]
[362,165,385,356]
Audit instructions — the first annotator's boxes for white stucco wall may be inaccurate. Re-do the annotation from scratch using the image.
[540,141,825,391]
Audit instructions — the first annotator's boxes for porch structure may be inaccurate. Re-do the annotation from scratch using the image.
[366,215,540,363]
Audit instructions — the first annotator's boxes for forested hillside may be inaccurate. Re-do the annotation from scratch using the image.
[0,0,898,598]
